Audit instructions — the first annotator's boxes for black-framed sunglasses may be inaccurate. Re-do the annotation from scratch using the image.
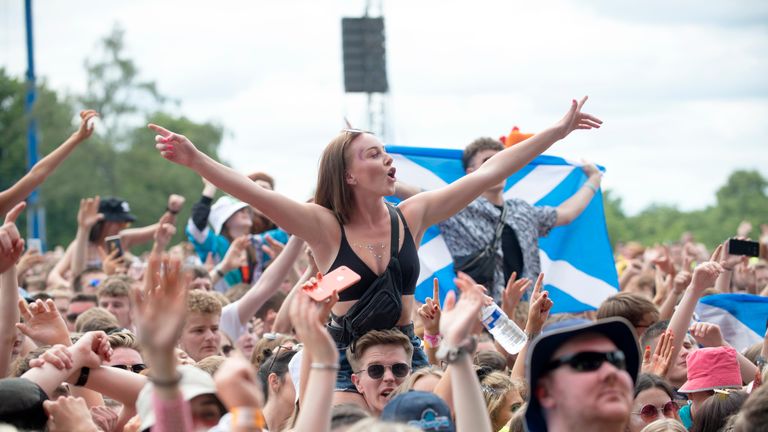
[111,363,147,374]
[545,350,626,373]
[355,362,411,380]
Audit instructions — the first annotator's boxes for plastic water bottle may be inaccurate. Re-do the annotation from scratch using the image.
[480,303,527,354]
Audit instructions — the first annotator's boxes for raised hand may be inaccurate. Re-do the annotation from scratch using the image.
[29,344,74,370]
[15,248,46,278]
[418,279,442,337]
[73,110,99,142]
[148,123,199,167]
[672,270,692,295]
[261,234,285,261]
[0,201,26,273]
[77,196,104,230]
[44,396,100,432]
[214,355,265,409]
[642,329,674,377]
[690,255,724,293]
[99,246,127,276]
[153,213,177,252]
[17,298,71,346]
[441,278,485,346]
[289,290,338,364]
[723,239,749,271]
[689,322,725,347]
[220,235,249,273]
[90,405,118,432]
[526,273,554,336]
[167,194,186,214]
[133,256,188,351]
[501,272,530,318]
[554,96,602,139]
[69,331,113,370]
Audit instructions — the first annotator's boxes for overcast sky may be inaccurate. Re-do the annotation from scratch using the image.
[1,0,767,215]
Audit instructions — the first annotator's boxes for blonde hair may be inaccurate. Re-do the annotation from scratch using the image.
[391,366,444,397]
[75,307,119,333]
[196,355,226,376]
[479,371,526,432]
[640,418,688,432]
[108,330,140,351]
[187,290,223,315]
[251,334,298,369]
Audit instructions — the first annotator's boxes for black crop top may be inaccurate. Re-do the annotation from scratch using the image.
[329,206,419,302]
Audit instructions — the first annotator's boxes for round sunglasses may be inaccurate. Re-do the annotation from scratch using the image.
[632,400,678,422]
[545,350,627,373]
[356,363,410,380]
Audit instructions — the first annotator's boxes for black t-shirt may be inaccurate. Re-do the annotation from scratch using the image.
[496,205,524,283]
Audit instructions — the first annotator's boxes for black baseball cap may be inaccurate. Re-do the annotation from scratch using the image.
[98,197,136,222]
[0,378,49,430]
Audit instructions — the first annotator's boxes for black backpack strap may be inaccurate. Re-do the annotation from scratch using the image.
[386,204,400,259]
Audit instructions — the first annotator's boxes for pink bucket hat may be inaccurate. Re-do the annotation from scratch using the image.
[678,346,742,393]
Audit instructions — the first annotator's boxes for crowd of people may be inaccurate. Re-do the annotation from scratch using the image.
[0,100,766,432]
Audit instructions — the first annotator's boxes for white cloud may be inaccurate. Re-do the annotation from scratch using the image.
[1,0,766,216]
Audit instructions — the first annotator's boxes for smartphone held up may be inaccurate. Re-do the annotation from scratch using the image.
[302,266,361,302]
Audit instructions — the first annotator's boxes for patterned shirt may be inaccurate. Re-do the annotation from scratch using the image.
[438,197,557,301]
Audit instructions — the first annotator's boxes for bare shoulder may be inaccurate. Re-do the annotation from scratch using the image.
[396,198,428,239]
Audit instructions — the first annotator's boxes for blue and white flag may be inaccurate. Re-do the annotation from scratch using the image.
[386,145,619,314]
[695,294,768,352]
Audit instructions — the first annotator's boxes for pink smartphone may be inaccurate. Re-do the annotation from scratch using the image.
[303,266,361,302]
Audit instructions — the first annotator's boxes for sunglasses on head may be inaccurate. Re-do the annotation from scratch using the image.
[546,350,626,373]
[356,362,410,380]
[111,363,147,374]
[265,344,301,375]
[341,128,375,135]
[632,400,678,422]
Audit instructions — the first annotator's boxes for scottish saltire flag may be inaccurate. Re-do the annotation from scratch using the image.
[386,145,619,314]
[695,294,768,352]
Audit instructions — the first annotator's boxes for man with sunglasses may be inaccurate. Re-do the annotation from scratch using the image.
[347,329,413,415]
[525,317,641,432]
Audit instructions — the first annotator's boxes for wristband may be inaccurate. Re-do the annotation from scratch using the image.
[149,372,183,388]
[165,207,180,215]
[231,407,266,430]
[310,362,340,371]
[423,333,441,348]
[75,367,90,386]
[215,266,226,278]
[584,182,598,193]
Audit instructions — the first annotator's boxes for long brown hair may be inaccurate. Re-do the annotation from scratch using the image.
[314,131,362,225]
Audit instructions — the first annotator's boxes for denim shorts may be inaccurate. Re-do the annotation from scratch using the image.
[329,322,430,392]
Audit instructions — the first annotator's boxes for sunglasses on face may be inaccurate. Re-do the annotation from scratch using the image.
[545,350,627,373]
[632,400,678,422]
[111,363,147,374]
[66,313,80,323]
[356,363,410,380]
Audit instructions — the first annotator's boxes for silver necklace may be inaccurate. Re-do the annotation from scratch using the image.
[353,241,386,260]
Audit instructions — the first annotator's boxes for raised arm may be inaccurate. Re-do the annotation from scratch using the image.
[72,197,104,278]
[554,163,603,226]
[148,124,329,245]
[667,251,723,373]
[439,280,494,432]
[401,98,601,232]
[0,111,98,216]
[0,203,25,377]
[233,235,304,327]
